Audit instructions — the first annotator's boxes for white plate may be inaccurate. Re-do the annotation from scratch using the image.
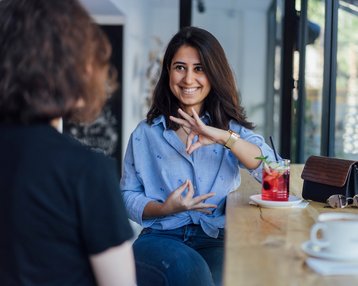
[249,194,302,208]
[301,240,358,262]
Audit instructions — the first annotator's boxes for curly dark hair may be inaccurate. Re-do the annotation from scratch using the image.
[146,26,254,130]
[0,0,116,124]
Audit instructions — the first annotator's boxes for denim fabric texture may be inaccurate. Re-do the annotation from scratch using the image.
[133,224,225,286]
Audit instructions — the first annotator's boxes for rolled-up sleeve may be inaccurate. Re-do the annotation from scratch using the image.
[120,134,156,226]
[232,123,281,182]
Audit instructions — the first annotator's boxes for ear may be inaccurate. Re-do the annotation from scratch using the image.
[50,117,63,133]
[75,97,85,108]
[85,61,94,78]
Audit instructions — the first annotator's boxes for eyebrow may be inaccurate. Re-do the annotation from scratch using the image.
[172,61,202,66]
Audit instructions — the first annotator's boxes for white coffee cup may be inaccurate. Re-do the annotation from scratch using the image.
[317,212,358,222]
[310,212,358,259]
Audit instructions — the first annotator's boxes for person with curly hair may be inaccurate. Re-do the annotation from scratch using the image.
[0,0,136,285]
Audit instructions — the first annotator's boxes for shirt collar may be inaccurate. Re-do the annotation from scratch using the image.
[152,115,167,128]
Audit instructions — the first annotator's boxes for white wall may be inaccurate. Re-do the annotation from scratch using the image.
[192,0,272,134]
[110,0,179,159]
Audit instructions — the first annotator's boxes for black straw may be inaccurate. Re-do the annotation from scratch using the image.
[269,136,279,162]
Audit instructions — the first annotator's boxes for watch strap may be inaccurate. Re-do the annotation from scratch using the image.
[224,130,240,149]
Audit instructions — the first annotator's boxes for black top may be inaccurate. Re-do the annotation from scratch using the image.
[0,123,133,286]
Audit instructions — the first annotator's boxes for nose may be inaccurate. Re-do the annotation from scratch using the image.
[183,69,194,84]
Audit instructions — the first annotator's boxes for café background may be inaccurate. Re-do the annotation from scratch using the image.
[75,0,358,169]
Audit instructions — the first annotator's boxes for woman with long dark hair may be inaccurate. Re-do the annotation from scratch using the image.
[121,26,277,286]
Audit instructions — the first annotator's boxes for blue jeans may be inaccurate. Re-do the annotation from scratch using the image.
[133,224,225,286]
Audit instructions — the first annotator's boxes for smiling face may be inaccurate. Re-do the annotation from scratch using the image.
[169,45,211,115]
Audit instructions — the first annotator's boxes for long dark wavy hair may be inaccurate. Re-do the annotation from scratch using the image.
[0,0,116,124]
[147,26,254,130]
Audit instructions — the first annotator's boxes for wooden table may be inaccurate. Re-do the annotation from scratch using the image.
[223,165,358,286]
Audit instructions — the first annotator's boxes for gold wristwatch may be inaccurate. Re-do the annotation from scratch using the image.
[224,130,240,149]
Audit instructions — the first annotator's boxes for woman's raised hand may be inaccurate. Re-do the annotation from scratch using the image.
[170,108,222,154]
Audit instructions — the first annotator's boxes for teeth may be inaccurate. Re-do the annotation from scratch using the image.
[182,87,198,94]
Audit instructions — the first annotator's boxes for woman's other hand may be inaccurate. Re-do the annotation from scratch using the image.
[143,180,217,218]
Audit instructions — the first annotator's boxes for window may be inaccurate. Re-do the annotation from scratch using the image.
[277,0,358,162]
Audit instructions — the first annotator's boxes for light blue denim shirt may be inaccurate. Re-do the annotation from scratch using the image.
[120,114,278,238]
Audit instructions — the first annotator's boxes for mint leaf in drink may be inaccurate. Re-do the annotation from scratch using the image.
[255,156,278,170]
[255,156,270,164]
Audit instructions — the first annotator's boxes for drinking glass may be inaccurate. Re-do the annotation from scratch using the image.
[261,159,290,201]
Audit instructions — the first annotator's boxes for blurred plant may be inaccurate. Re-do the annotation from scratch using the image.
[145,36,164,109]
[66,103,118,156]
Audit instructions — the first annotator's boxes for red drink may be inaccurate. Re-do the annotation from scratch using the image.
[261,160,290,201]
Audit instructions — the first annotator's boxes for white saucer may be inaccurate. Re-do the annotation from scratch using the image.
[301,240,358,262]
[249,194,302,208]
